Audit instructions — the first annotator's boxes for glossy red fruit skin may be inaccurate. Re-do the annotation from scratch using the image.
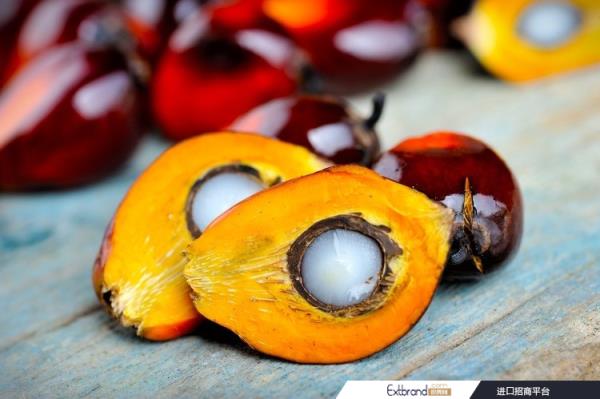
[263,0,424,94]
[0,43,143,190]
[231,95,381,165]
[0,0,39,86]
[121,0,208,63]
[418,0,473,47]
[4,0,127,80]
[373,132,523,280]
[152,1,298,141]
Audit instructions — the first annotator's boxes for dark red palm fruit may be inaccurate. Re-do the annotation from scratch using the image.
[120,0,213,63]
[0,0,39,86]
[262,0,425,94]
[230,94,384,165]
[152,0,299,141]
[4,0,133,81]
[418,0,474,47]
[7,0,157,129]
[0,43,143,190]
[373,132,523,280]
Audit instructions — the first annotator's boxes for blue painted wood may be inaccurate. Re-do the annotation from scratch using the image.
[0,138,166,348]
[1,52,599,398]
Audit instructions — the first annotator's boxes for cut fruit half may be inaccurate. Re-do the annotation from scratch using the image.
[184,165,453,363]
[457,0,600,82]
[93,132,328,340]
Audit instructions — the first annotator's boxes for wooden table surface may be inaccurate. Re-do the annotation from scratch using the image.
[1,51,599,398]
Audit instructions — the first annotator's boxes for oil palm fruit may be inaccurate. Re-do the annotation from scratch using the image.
[0,43,143,190]
[184,165,453,363]
[457,0,600,82]
[230,94,384,165]
[93,132,327,340]
[152,0,299,140]
[373,132,523,280]
[262,0,424,93]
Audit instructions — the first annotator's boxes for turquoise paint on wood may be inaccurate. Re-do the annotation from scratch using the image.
[1,52,599,398]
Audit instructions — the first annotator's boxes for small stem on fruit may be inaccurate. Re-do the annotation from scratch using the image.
[86,11,151,85]
[364,93,386,130]
[462,177,484,273]
[462,177,475,231]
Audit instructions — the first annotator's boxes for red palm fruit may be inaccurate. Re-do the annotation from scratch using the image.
[152,0,299,140]
[373,132,523,280]
[0,43,143,190]
[121,0,211,63]
[4,0,133,80]
[231,94,385,165]
[262,0,425,94]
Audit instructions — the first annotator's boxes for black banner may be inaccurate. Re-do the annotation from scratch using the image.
[471,381,600,399]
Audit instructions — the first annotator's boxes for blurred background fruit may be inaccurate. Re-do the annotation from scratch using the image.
[262,0,425,94]
[2,0,600,191]
[0,43,143,190]
[120,0,210,64]
[151,0,299,140]
[5,0,123,79]
[456,0,600,82]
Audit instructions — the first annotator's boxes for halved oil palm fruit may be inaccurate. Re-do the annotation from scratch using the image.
[457,0,600,82]
[184,165,453,363]
[93,132,328,340]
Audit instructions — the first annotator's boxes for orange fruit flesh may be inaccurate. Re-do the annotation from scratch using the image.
[93,132,328,340]
[185,165,453,362]
[459,0,600,82]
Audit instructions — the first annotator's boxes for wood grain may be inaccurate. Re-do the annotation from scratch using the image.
[1,51,599,398]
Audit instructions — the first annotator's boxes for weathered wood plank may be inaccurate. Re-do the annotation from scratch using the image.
[0,260,597,398]
[1,51,599,397]
[406,264,600,380]
[0,138,166,347]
